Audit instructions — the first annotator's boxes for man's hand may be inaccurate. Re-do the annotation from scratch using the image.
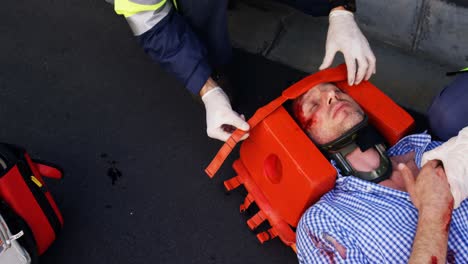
[399,161,454,263]
[201,85,249,142]
[320,10,376,86]
[399,161,454,216]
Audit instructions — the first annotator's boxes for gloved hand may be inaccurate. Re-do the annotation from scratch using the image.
[320,10,376,86]
[202,87,250,142]
[422,126,468,209]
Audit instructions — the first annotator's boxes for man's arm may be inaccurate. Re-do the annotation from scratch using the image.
[410,211,451,263]
[399,161,454,263]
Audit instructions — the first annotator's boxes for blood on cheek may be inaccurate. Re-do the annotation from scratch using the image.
[304,115,318,131]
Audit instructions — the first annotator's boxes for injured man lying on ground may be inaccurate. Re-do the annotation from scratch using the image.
[293,83,468,263]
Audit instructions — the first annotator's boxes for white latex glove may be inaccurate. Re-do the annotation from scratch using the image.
[422,126,468,209]
[201,87,250,142]
[320,10,376,86]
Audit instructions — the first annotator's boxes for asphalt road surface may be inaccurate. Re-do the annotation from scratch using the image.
[2,1,428,263]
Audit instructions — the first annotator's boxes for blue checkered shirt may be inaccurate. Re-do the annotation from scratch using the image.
[296,132,468,263]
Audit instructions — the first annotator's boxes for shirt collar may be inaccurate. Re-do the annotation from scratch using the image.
[335,176,410,199]
[386,132,433,168]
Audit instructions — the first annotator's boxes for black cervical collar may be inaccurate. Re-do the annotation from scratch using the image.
[318,115,392,183]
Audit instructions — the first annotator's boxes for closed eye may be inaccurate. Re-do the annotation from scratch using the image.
[304,102,319,113]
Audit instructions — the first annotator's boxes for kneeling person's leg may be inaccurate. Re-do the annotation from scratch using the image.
[428,74,468,141]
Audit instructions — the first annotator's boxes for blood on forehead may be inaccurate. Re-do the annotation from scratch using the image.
[293,97,315,131]
[293,100,307,129]
[293,83,330,131]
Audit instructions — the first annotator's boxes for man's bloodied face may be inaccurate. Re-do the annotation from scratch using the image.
[293,83,365,145]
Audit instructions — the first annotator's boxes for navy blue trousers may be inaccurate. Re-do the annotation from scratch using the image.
[176,0,332,67]
[428,74,468,141]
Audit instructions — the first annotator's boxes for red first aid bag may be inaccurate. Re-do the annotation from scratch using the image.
[0,143,63,256]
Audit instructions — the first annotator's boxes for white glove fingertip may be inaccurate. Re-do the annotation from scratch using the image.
[240,133,250,141]
[227,112,250,131]
[319,49,337,70]
[239,122,250,131]
[365,54,376,80]
[344,56,356,86]
[355,59,368,85]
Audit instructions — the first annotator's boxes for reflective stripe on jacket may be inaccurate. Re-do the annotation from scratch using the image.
[114,0,172,36]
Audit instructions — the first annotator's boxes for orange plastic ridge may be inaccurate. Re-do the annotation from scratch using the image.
[240,193,254,212]
[247,210,266,230]
[223,175,242,191]
[231,159,297,246]
[257,227,278,244]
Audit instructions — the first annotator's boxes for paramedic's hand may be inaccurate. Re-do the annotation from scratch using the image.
[201,87,249,142]
[320,9,376,86]
[422,126,468,208]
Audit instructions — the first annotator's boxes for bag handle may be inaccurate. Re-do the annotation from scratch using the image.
[32,161,63,180]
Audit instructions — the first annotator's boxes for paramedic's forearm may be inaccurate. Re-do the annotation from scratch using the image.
[199,77,218,97]
[331,6,346,11]
[409,212,449,263]
[137,11,212,94]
